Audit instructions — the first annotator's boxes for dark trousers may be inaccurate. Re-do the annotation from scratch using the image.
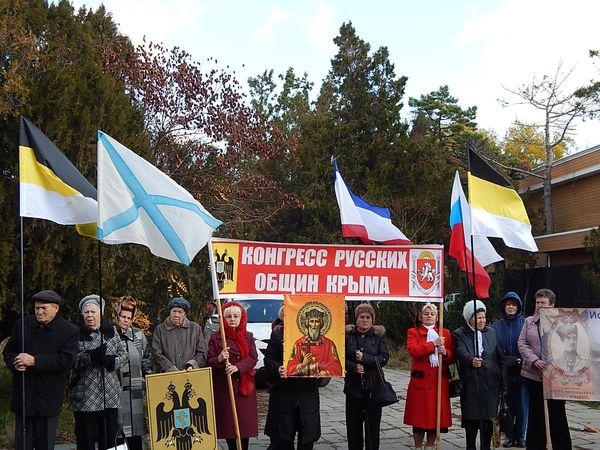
[74,409,119,450]
[267,405,314,450]
[525,379,572,450]
[14,415,59,450]
[226,438,250,450]
[345,394,383,450]
[226,437,249,450]
[117,435,143,450]
[505,380,528,442]
[267,439,313,450]
[464,419,492,450]
[126,436,143,450]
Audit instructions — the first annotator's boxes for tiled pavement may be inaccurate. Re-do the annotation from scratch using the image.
[53,369,600,449]
[243,370,600,449]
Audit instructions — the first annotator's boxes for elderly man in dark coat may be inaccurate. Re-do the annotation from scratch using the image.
[264,307,321,450]
[3,290,79,450]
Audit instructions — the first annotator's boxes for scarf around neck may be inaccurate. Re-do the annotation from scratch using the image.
[424,324,439,367]
[222,302,255,396]
[467,324,484,357]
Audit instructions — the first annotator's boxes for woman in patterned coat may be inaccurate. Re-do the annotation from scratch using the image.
[113,296,152,450]
[69,295,128,450]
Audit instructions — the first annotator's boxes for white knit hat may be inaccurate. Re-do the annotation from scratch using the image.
[463,300,486,323]
[79,294,105,314]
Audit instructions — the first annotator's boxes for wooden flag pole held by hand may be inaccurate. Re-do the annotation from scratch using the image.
[436,303,444,450]
[217,298,242,450]
[543,398,551,449]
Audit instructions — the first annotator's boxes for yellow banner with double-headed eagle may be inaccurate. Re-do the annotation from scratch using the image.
[147,368,217,449]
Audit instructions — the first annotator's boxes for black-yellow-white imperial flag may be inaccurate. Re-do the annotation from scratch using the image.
[19,117,97,237]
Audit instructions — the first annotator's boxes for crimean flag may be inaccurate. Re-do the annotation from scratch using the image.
[97,131,223,266]
[334,161,411,245]
[19,117,97,237]
[467,147,538,252]
[449,171,502,299]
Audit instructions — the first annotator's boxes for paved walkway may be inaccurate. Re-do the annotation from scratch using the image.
[53,369,600,449]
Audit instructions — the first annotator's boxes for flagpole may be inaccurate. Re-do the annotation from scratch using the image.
[19,217,26,450]
[435,302,444,450]
[466,147,481,359]
[97,239,109,448]
[469,235,480,356]
[467,146,485,442]
[460,233,474,311]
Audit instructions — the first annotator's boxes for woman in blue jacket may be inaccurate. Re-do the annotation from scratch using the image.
[492,291,528,448]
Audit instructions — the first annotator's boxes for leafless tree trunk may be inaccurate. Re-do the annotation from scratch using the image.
[503,63,594,234]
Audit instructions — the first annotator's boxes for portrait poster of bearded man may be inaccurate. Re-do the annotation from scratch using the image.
[284,295,345,377]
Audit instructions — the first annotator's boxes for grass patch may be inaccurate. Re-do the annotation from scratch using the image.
[0,368,13,448]
[55,409,75,443]
[386,343,411,371]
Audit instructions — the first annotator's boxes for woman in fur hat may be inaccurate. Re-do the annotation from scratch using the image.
[344,303,389,450]
[404,302,455,449]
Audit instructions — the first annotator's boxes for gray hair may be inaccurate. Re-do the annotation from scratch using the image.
[223,304,242,317]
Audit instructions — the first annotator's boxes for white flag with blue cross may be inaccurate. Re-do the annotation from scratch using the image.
[97,131,222,265]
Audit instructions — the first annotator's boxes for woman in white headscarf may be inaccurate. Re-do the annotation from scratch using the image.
[454,300,507,450]
[404,303,455,449]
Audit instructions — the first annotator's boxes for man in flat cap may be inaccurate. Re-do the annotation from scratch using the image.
[3,290,78,450]
[553,322,589,375]
[152,297,207,372]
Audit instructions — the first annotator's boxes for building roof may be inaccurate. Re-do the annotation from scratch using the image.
[519,144,600,193]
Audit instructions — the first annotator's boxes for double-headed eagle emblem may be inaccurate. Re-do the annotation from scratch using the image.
[156,379,210,449]
[214,249,235,290]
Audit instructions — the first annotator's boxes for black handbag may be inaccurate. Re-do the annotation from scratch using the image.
[108,430,128,450]
[448,363,463,398]
[367,359,399,408]
[506,355,523,374]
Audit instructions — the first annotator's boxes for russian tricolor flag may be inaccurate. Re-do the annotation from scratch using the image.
[449,171,502,299]
[334,161,411,245]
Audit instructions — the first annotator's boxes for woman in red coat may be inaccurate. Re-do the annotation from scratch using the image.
[403,303,455,449]
[207,302,258,450]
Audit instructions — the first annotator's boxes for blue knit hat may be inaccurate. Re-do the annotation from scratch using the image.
[168,297,190,313]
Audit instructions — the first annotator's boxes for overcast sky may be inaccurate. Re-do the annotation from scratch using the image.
[71,0,600,152]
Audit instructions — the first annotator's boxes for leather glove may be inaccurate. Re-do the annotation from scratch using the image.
[102,354,116,371]
[86,343,107,366]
